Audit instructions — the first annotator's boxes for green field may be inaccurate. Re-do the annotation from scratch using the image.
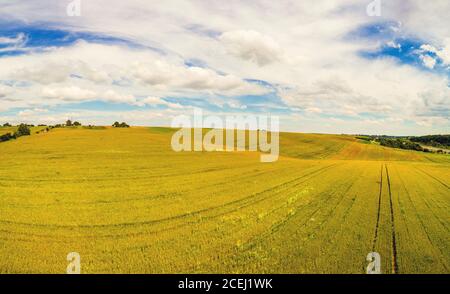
[0,127,448,273]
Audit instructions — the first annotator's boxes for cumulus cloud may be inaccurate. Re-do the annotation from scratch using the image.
[42,86,97,101]
[420,39,450,66]
[0,0,449,134]
[18,108,48,117]
[131,60,266,95]
[139,96,184,109]
[420,55,436,69]
[42,86,136,104]
[219,30,282,66]
[0,32,27,53]
[0,40,268,111]
[0,84,13,98]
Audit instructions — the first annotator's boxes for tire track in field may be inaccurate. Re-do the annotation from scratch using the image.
[385,164,399,274]
[414,166,449,190]
[96,163,344,244]
[393,165,449,272]
[0,163,340,230]
[410,167,450,234]
[371,164,383,252]
[242,169,356,252]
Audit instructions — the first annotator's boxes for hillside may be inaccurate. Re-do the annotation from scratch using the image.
[0,127,448,273]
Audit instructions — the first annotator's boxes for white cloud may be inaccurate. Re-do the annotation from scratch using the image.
[305,107,323,114]
[42,86,97,101]
[18,108,48,117]
[219,30,282,66]
[386,41,401,49]
[0,85,13,98]
[0,0,449,134]
[420,44,437,54]
[140,96,184,109]
[131,59,266,95]
[41,86,138,104]
[0,32,27,53]
[0,33,26,45]
[436,39,450,65]
[420,39,450,66]
[420,55,436,69]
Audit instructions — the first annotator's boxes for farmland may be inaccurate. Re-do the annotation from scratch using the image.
[0,127,448,273]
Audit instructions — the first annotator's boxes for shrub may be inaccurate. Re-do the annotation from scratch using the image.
[0,133,15,142]
[112,122,130,128]
[14,124,31,137]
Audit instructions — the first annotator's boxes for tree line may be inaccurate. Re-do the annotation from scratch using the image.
[1,120,132,143]
[356,134,450,154]
[0,124,32,142]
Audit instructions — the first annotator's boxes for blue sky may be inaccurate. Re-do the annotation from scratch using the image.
[0,1,449,135]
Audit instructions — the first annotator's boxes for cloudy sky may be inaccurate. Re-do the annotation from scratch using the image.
[0,0,449,135]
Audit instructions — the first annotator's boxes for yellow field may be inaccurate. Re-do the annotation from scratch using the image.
[0,127,448,273]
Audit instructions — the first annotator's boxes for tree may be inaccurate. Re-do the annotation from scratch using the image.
[2,122,11,127]
[14,124,31,137]
[0,133,14,142]
[73,121,81,126]
[66,120,73,127]
[113,121,129,128]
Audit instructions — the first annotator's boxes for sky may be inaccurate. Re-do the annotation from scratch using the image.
[0,0,449,135]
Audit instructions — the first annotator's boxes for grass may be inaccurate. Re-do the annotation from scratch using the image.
[0,127,448,273]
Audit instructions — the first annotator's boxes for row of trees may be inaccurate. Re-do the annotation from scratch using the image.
[0,124,31,142]
[112,121,130,128]
[378,138,426,152]
[357,135,449,154]
[410,135,450,148]
[65,120,82,127]
[3,120,131,128]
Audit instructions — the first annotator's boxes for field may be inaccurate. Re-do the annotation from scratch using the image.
[0,127,448,273]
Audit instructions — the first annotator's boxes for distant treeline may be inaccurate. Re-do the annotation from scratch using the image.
[1,120,132,144]
[379,138,426,152]
[0,124,35,143]
[356,134,450,154]
[409,135,450,148]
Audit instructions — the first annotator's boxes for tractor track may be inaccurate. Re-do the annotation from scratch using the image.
[414,166,449,190]
[385,164,399,274]
[371,164,383,252]
[0,163,340,231]
[393,165,449,272]
[242,174,356,252]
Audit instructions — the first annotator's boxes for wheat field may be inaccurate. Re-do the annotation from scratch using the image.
[0,127,448,273]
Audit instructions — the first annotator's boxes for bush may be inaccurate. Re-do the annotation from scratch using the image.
[112,122,130,128]
[14,124,31,137]
[0,133,15,142]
